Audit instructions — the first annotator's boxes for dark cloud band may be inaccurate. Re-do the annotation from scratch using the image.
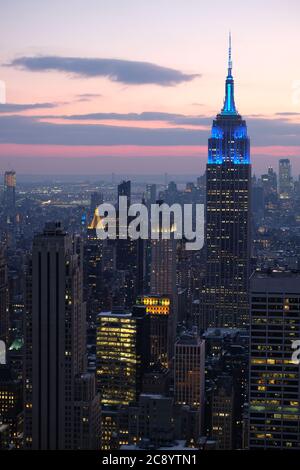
[8,56,200,86]
[0,114,300,147]
[0,102,58,113]
[54,111,211,126]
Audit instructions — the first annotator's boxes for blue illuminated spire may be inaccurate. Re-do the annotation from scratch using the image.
[228,31,232,76]
[221,32,237,115]
[208,33,250,164]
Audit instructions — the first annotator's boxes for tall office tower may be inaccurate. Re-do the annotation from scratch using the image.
[145,184,156,206]
[136,295,171,368]
[174,329,205,441]
[203,327,249,449]
[73,373,101,450]
[150,213,177,362]
[0,247,9,344]
[24,222,100,450]
[150,208,177,298]
[150,228,178,365]
[115,235,146,308]
[204,35,251,328]
[3,171,16,219]
[211,375,234,449]
[261,167,277,196]
[222,342,248,449]
[164,181,178,204]
[251,186,264,219]
[249,271,300,450]
[96,306,150,406]
[86,207,115,312]
[136,237,146,295]
[100,407,128,450]
[90,191,103,215]
[115,236,142,308]
[3,171,16,247]
[177,241,200,324]
[115,180,145,306]
[278,158,292,197]
[133,394,174,447]
[117,180,131,206]
[0,364,23,449]
[84,228,103,323]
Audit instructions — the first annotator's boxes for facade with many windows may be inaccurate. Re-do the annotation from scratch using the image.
[249,271,300,449]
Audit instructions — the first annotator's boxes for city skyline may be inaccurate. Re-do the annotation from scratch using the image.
[1,1,300,455]
[1,1,300,174]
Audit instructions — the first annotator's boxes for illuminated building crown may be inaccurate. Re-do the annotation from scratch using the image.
[208,33,250,165]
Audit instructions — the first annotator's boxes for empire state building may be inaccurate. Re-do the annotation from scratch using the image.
[204,35,251,328]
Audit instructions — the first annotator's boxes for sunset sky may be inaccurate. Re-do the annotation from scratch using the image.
[1,0,300,175]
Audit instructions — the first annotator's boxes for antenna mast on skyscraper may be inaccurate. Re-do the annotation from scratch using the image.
[228,31,232,76]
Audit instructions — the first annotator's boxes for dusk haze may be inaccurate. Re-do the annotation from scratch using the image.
[0,0,300,175]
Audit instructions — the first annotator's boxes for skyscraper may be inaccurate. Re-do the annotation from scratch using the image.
[150,200,177,299]
[278,158,292,198]
[204,34,251,328]
[136,295,171,368]
[0,364,23,449]
[249,271,300,450]
[117,180,131,207]
[116,180,145,307]
[3,171,16,247]
[261,167,277,196]
[211,376,234,449]
[90,191,103,215]
[84,227,104,323]
[150,237,177,298]
[150,207,178,361]
[0,247,9,344]
[96,306,150,406]
[174,329,205,441]
[3,171,16,220]
[24,222,100,449]
[145,184,156,206]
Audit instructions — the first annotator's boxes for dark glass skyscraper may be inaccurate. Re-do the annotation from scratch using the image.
[3,171,16,247]
[0,247,9,344]
[278,158,292,197]
[249,272,300,449]
[204,35,251,328]
[24,222,100,450]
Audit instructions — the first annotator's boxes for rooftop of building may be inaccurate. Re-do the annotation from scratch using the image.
[121,439,191,451]
[251,269,300,293]
[139,393,172,401]
[97,305,147,320]
[97,310,132,319]
[203,327,242,339]
[42,221,65,236]
[176,328,204,346]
